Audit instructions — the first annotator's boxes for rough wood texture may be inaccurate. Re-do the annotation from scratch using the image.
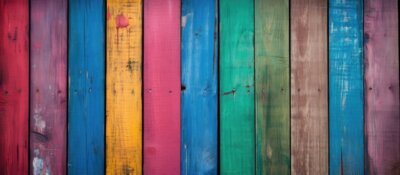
[364,0,400,174]
[0,0,29,174]
[181,0,218,174]
[220,0,255,174]
[291,0,328,174]
[30,0,67,174]
[144,0,181,174]
[68,0,105,174]
[329,0,364,174]
[255,0,290,174]
[106,0,142,174]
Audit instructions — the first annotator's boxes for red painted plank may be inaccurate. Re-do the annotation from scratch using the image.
[0,0,29,174]
[143,0,181,174]
[364,0,400,174]
[30,0,67,174]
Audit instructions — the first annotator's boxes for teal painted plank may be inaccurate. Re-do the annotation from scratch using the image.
[220,0,255,174]
[329,0,364,174]
[181,0,218,174]
[68,0,105,174]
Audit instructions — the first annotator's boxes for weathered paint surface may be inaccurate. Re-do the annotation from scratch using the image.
[364,0,400,174]
[0,0,29,174]
[329,0,364,174]
[255,0,290,174]
[220,0,255,174]
[291,0,328,174]
[30,0,68,174]
[68,0,105,174]
[144,0,181,174]
[106,0,142,174]
[181,0,218,174]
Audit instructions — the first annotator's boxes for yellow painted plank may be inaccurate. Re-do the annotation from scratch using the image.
[106,0,142,174]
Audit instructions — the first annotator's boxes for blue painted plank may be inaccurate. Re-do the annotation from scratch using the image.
[181,0,218,174]
[329,0,364,174]
[68,0,105,174]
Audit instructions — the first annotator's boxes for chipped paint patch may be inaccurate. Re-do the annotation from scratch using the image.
[181,13,192,27]
[33,149,44,175]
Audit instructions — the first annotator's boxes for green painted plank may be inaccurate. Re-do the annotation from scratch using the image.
[220,0,255,174]
[255,0,290,174]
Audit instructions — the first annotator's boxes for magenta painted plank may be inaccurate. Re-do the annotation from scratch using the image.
[0,0,29,174]
[364,0,400,174]
[143,0,181,174]
[30,0,67,174]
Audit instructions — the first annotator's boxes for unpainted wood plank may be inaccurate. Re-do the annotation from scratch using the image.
[291,0,328,174]
[143,0,181,174]
[68,0,105,174]
[220,0,255,174]
[329,0,364,174]
[255,0,290,174]
[364,0,400,174]
[0,0,29,174]
[106,0,143,174]
[30,0,68,174]
[181,0,218,174]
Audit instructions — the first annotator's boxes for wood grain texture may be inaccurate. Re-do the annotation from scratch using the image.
[68,0,105,174]
[143,0,181,174]
[255,0,290,174]
[30,0,67,174]
[181,0,218,174]
[106,0,142,174]
[364,0,400,174]
[0,0,29,174]
[291,0,328,174]
[329,0,364,174]
[220,0,255,174]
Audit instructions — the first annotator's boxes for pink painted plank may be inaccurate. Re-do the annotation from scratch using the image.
[143,0,181,174]
[0,0,29,174]
[30,0,67,174]
[364,0,400,174]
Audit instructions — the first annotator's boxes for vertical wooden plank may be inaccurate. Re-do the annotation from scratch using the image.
[255,0,290,174]
[364,0,400,174]
[30,0,67,174]
[68,0,105,174]
[0,0,29,174]
[291,0,328,174]
[181,0,217,174]
[143,0,181,174]
[329,0,364,174]
[106,0,142,174]
[220,0,254,174]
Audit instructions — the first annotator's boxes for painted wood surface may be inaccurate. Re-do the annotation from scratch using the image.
[144,0,181,174]
[364,0,400,174]
[255,0,289,174]
[30,0,67,174]
[181,0,218,174]
[329,0,364,174]
[0,0,29,174]
[106,0,142,174]
[68,0,105,174]
[220,0,255,174]
[291,0,328,174]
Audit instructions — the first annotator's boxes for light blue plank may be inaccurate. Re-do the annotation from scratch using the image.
[181,0,218,174]
[329,0,364,174]
[68,0,105,174]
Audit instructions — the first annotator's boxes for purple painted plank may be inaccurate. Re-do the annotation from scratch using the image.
[364,0,400,174]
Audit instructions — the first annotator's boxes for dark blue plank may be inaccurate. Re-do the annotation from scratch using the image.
[68,0,105,174]
[181,0,218,174]
[329,0,364,174]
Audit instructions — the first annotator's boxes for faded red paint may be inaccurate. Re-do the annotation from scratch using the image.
[0,0,29,174]
[116,14,129,28]
[365,0,400,174]
[30,0,67,174]
[144,0,181,174]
